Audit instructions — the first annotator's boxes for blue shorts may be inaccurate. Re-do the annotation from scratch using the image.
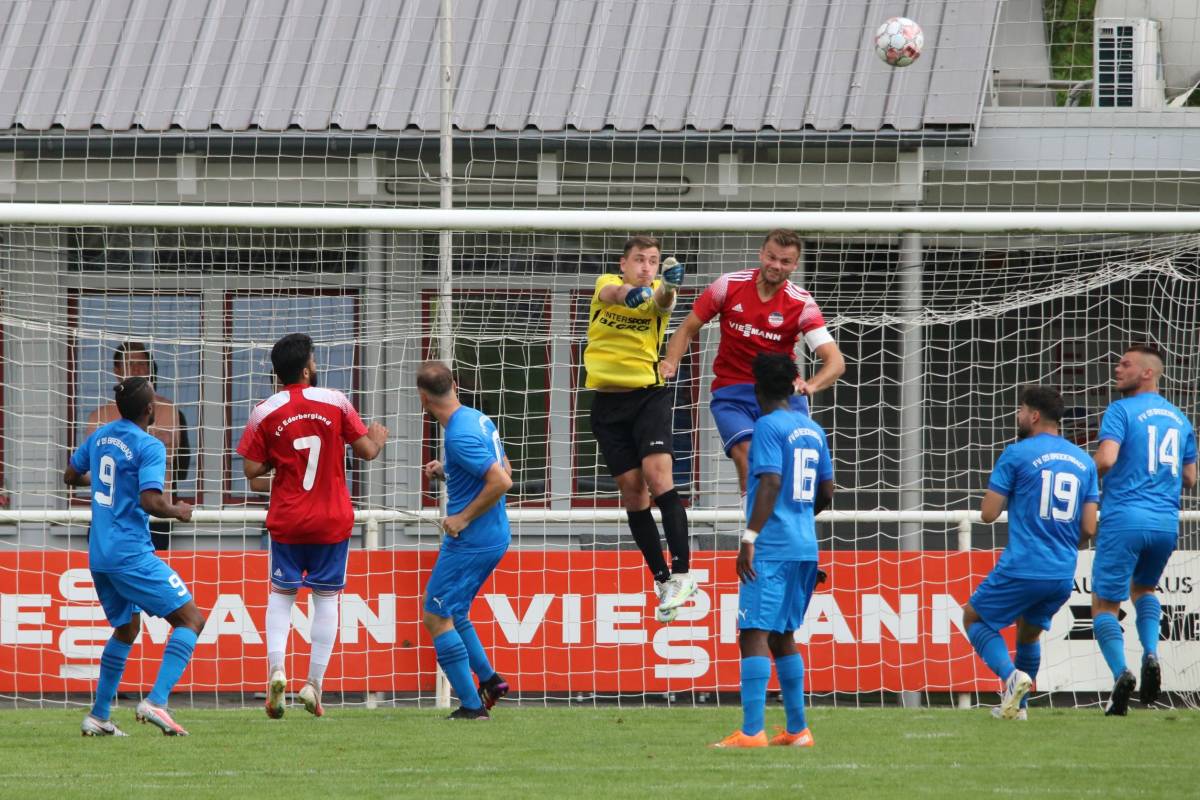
[737,559,818,634]
[969,571,1073,632]
[710,383,810,454]
[269,538,351,592]
[424,546,507,619]
[1092,528,1176,602]
[92,555,192,628]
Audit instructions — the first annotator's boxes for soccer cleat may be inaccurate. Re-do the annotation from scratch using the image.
[81,713,129,737]
[298,681,324,717]
[265,669,287,719]
[1140,654,1162,707]
[135,698,188,736]
[1105,670,1137,716]
[998,669,1032,720]
[709,729,768,748]
[446,705,490,720]
[769,726,814,747]
[990,706,1028,721]
[654,605,679,624]
[657,574,697,613]
[478,674,509,710]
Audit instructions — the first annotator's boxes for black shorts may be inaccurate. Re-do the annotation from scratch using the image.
[590,387,675,477]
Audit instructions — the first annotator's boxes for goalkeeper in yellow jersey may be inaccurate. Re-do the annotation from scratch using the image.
[584,235,694,623]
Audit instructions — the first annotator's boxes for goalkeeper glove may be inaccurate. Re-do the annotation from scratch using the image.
[624,286,654,308]
[661,257,685,288]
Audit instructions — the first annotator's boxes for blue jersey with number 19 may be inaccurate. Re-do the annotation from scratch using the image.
[69,418,167,572]
[442,406,511,553]
[1098,393,1197,534]
[987,432,1099,581]
[746,408,833,562]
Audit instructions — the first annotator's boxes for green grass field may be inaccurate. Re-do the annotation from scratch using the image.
[3,705,1197,799]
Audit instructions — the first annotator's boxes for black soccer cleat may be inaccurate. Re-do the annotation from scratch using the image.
[1104,670,1137,716]
[478,674,510,710]
[1140,654,1162,707]
[447,705,490,720]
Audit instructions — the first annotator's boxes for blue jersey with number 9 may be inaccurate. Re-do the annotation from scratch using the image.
[746,409,833,562]
[1098,393,1197,534]
[988,432,1099,580]
[70,418,167,572]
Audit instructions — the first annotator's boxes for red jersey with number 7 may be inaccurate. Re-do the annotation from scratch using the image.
[237,384,368,544]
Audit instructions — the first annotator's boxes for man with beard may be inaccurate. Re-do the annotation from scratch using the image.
[962,386,1098,721]
[1090,344,1196,714]
[238,333,388,719]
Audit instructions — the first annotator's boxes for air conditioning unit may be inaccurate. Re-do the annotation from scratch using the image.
[1093,18,1166,108]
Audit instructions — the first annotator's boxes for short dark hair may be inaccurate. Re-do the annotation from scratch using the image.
[752,353,798,403]
[271,333,314,385]
[416,361,455,397]
[114,376,154,421]
[1019,385,1065,422]
[1127,342,1165,366]
[763,229,803,253]
[622,235,661,256]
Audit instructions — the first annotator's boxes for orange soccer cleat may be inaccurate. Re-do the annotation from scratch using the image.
[709,729,768,748]
[769,726,814,747]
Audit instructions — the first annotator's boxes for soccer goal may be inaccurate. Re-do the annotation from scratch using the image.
[1,205,1198,711]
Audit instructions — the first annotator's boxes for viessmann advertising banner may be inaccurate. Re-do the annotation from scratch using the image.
[2,551,1197,694]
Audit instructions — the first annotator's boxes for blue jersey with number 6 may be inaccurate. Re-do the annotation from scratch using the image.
[70,418,166,572]
[746,408,833,562]
[1098,393,1197,534]
[987,432,1099,581]
[442,406,511,553]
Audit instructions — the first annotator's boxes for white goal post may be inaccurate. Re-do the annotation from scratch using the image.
[2,205,1198,711]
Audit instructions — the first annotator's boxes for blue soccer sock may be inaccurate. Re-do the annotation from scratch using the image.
[967,622,1014,682]
[1134,595,1162,659]
[434,630,482,710]
[775,653,807,734]
[1093,612,1127,680]
[739,656,772,736]
[148,627,197,706]
[454,617,496,684]
[91,636,132,720]
[1014,641,1041,709]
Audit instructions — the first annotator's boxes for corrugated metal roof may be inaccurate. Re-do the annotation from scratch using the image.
[0,0,1000,134]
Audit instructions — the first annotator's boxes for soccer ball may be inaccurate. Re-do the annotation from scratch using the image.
[874,17,924,68]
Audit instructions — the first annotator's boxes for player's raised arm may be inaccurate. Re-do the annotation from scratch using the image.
[351,420,388,461]
[660,311,705,381]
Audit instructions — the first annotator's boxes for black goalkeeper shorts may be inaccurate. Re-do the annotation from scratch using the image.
[590,387,675,477]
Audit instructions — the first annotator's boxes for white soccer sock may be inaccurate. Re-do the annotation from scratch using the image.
[266,590,297,672]
[308,592,340,687]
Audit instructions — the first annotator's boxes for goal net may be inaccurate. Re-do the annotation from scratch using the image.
[1,211,1198,711]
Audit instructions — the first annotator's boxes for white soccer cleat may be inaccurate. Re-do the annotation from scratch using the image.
[298,681,324,717]
[266,668,287,719]
[135,698,188,736]
[657,574,697,613]
[990,705,1028,721]
[654,604,679,624]
[81,713,129,737]
[998,670,1033,720]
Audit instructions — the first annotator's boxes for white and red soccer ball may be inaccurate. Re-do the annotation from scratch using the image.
[875,17,924,68]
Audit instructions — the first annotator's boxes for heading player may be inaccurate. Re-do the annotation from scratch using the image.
[1091,344,1196,715]
[419,361,513,719]
[65,376,204,737]
[712,354,833,748]
[583,235,694,622]
[963,386,1098,720]
[238,333,388,719]
[660,230,844,495]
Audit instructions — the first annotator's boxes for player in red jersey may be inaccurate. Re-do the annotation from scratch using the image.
[237,333,388,719]
[661,230,844,494]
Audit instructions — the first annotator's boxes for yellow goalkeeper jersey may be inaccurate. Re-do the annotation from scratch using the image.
[584,274,674,389]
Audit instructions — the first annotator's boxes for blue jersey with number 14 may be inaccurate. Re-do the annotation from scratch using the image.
[69,418,167,572]
[1098,393,1197,533]
[988,432,1099,581]
[746,408,833,562]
